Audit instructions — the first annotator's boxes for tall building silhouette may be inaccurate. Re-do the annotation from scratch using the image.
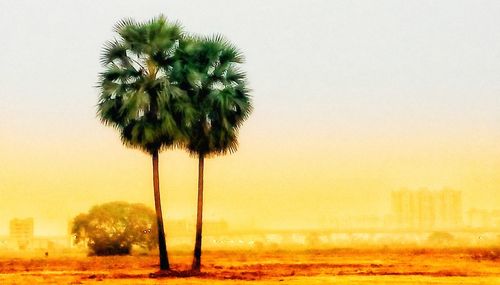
[9,218,34,250]
[392,188,462,230]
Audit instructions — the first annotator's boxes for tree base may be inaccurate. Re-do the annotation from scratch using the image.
[149,269,203,278]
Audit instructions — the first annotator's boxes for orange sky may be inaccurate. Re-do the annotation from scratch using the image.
[1,116,499,235]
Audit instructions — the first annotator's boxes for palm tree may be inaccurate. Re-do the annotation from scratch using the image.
[171,35,252,271]
[97,16,192,271]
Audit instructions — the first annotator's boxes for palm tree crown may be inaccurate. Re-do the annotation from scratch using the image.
[97,15,192,154]
[171,35,252,157]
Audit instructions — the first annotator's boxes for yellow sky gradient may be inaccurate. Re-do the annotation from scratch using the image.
[1,116,499,235]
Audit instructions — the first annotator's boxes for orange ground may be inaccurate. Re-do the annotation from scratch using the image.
[0,248,499,284]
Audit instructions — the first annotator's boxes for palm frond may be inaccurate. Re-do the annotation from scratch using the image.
[113,18,136,34]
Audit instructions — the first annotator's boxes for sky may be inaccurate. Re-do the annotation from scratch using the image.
[0,0,499,235]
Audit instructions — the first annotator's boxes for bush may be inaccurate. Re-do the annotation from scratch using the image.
[72,202,157,256]
[427,231,454,246]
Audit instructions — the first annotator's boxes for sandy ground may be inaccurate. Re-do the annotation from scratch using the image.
[0,248,499,284]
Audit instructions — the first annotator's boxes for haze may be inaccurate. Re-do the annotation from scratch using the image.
[0,0,499,236]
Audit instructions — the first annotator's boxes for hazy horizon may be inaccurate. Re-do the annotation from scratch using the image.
[1,0,499,236]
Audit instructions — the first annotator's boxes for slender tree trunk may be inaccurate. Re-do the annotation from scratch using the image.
[192,154,205,271]
[152,150,169,270]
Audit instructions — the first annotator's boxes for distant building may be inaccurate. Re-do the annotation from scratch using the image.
[391,188,462,230]
[9,218,34,250]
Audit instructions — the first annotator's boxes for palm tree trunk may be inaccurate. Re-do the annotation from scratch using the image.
[152,150,169,270]
[192,154,205,271]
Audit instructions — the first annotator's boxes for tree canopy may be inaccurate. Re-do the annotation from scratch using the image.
[97,15,194,154]
[171,35,252,157]
[72,202,158,256]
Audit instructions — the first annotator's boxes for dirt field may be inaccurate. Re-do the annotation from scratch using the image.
[0,248,499,284]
